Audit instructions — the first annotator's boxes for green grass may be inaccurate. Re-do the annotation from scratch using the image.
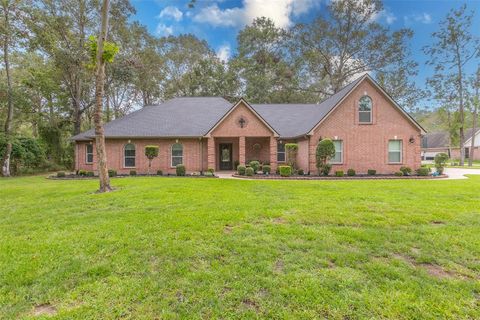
[1,176,480,319]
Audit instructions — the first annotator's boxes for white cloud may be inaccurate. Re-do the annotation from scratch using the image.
[216,44,231,62]
[159,6,183,22]
[404,13,432,25]
[156,23,173,36]
[193,0,318,29]
[383,11,397,24]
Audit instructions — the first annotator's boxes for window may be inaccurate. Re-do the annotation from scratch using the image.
[359,96,372,123]
[171,143,183,167]
[124,143,136,167]
[277,142,285,162]
[330,140,343,163]
[388,140,402,163]
[85,144,93,164]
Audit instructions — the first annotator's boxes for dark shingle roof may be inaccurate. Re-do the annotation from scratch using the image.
[422,128,479,148]
[71,97,232,140]
[252,76,364,138]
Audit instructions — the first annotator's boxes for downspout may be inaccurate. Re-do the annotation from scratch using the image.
[200,137,203,174]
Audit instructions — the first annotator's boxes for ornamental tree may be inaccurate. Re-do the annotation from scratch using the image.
[316,139,335,175]
[285,143,298,169]
[145,145,159,175]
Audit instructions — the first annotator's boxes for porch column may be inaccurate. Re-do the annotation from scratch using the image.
[269,137,277,172]
[239,136,246,165]
[207,137,215,170]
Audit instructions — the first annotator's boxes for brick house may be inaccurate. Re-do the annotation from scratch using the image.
[421,129,480,161]
[72,74,426,175]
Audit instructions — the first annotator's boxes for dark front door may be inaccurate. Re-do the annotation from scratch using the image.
[219,143,233,170]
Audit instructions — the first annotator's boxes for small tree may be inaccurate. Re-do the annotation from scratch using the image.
[145,145,159,175]
[285,143,298,169]
[316,139,335,175]
[434,153,449,174]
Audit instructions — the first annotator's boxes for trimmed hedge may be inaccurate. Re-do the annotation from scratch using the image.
[399,166,412,176]
[279,165,292,177]
[394,171,404,176]
[129,170,137,176]
[335,170,344,177]
[86,171,94,177]
[108,169,117,177]
[78,170,87,176]
[237,165,246,175]
[157,170,163,176]
[245,167,254,176]
[347,168,356,176]
[57,171,66,178]
[249,160,260,173]
[416,167,430,176]
[367,169,376,176]
[176,164,186,176]
[262,165,271,174]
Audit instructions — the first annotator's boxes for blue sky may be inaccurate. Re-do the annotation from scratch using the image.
[131,0,480,108]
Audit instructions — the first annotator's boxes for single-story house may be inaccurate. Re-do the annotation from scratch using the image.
[421,128,480,161]
[72,74,426,175]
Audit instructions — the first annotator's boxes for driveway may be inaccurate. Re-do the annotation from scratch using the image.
[444,167,480,180]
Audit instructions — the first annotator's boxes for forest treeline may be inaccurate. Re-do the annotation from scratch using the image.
[0,0,479,175]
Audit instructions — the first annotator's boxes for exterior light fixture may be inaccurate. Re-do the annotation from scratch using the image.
[409,136,415,143]
[128,139,131,143]
[394,135,397,140]
[175,139,179,143]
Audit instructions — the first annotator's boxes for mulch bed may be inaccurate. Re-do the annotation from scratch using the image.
[48,174,218,180]
[232,174,448,180]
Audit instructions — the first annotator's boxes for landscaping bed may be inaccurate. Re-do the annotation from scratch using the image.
[232,173,448,180]
[48,173,218,180]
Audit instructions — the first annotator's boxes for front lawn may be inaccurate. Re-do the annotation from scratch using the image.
[1,176,480,319]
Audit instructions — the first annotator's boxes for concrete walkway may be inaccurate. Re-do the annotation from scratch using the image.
[443,167,480,180]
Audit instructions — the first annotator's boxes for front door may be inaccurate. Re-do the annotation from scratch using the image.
[219,143,233,170]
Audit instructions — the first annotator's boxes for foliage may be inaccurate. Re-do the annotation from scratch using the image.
[157,170,163,176]
[207,168,215,174]
[434,153,449,174]
[0,135,46,175]
[347,169,356,176]
[394,171,404,176]
[86,171,94,177]
[249,161,260,173]
[245,167,254,176]
[316,139,336,174]
[237,165,246,176]
[108,169,117,177]
[144,146,159,160]
[279,165,292,177]
[78,170,87,176]
[87,35,120,66]
[176,164,186,176]
[335,170,344,177]
[399,166,412,176]
[319,164,332,176]
[56,171,65,178]
[285,143,298,169]
[262,165,271,174]
[297,169,304,176]
[416,167,430,176]
[129,170,137,176]
[368,169,376,176]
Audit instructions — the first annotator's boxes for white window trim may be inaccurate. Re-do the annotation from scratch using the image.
[171,143,183,168]
[388,139,403,164]
[85,144,93,164]
[124,144,136,168]
[330,140,343,164]
[277,143,286,163]
[359,96,373,124]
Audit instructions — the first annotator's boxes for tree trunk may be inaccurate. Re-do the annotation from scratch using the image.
[2,2,13,177]
[470,75,479,166]
[456,48,466,166]
[94,0,112,192]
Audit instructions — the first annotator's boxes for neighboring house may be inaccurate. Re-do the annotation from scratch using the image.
[421,128,480,161]
[72,74,425,175]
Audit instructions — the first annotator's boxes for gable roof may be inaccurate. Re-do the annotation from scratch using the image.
[71,97,232,140]
[205,98,279,137]
[423,128,480,149]
[72,75,425,141]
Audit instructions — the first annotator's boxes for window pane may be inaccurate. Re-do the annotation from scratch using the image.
[388,140,401,152]
[277,143,285,152]
[277,153,285,162]
[87,154,93,163]
[172,144,183,157]
[389,152,401,163]
[125,157,135,167]
[172,156,183,166]
[125,150,135,157]
[331,140,342,163]
[359,96,372,111]
[86,144,93,153]
[359,111,371,123]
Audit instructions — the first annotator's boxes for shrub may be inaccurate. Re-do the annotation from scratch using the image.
[237,165,246,175]
[297,169,304,175]
[249,160,260,173]
[129,170,137,176]
[176,164,186,176]
[335,170,344,177]
[316,139,336,174]
[367,169,376,176]
[416,167,430,176]
[245,167,254,176]
[434,152,449,174]
[78,170,87,176]
[399,166,412,176]
[207,167,215,174]
[205,171,214,177]
[319,163,332,176]
[285,143,298,169]
[57,171,66,178]
[262,165,271,174]
[108,169,117,177]
[234,160,240,170]
[86,171,94,177]
[279,165,292,177]
[347,168,356,176]
[144,145,159,174]
[157,170,163,176]
[394,171,404,176]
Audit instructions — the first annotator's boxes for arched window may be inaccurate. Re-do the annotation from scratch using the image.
[124,143,136,167]
[171,143,183,167]
[359,96,372,123]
